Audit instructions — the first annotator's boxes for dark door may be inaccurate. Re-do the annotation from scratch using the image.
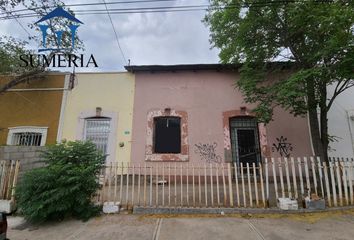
[230,117,261,172]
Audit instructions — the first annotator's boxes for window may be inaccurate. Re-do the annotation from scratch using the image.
[154,117,181,153]
[84,117,111,155]
[7,127,48,146]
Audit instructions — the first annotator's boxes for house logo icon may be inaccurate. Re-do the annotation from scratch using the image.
[35,7,83,52]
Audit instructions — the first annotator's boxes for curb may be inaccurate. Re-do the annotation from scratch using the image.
[133,205,354,215]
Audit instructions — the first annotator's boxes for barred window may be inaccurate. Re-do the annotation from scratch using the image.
[7,127,48,146]
[84,117,111,154]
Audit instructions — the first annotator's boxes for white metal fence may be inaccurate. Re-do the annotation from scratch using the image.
[96,157,354,209]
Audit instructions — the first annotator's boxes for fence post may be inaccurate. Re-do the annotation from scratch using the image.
[296,158,304,199]
[259,162,265,208]
[241,162,246,207]
[348,158,354,205]
[278,158,285,198]
[316,157,325,199]
[284,158,292,199]
[340,158,348,205]
[228,163,234,207]
[216,164,220,207]
[310,157,318,196]
[222,163,227,207]
[234,162,240,207]
[335,158,343,206]
[210,163,214,207]
[329,159,337,207]
[168,163,171,207]
[247,163,252,207]
[265,158,269,206]
[290,157,298,199]
[271,158,278,200]
[138,163,141,206]
[253,162,259,206]
[323,161,331,207]
[304,157,311,197]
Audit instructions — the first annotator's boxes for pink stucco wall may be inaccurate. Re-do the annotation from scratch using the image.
[131,70,313,164]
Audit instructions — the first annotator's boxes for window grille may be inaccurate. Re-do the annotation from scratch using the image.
[11,132,43,146]
[7,127,48,146]
[84,118,111,154]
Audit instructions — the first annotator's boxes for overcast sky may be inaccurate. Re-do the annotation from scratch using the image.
[0,0,220,72]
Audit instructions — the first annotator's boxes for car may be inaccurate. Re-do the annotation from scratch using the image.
[0,212,7,240]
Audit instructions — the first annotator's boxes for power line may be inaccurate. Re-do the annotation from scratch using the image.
[102,0,128,65]
[0,0,340,20]
[0,0,181,16]
[0,9,32,37]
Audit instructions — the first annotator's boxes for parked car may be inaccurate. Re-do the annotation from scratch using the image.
[0,212,7,240]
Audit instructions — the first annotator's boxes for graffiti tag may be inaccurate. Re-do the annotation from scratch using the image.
[194,142,222,163]
[272,136,293,157]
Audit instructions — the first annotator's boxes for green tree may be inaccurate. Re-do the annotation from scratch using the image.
[16,141,105,222]
[0,0,84,93]
[205,0,354,162]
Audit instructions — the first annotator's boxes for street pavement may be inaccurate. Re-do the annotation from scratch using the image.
[7,210,354,240]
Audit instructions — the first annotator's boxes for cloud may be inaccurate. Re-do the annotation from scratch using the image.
[0,0,220,72]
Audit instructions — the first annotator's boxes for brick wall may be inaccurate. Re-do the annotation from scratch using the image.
[0,146,46,178]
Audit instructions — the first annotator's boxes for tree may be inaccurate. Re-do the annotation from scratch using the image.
[205,0,354,162]
[16,141,105,222]
[0,0,84,93]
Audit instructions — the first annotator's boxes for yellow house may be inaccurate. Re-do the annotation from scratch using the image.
[59,72,135,164]
[0,73,68,146]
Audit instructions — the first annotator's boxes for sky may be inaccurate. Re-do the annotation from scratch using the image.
[0,0,220,72]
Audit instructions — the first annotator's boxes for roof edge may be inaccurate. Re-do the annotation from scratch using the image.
[124,62,295,73]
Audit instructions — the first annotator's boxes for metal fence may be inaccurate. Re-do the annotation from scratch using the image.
[96,157,354,209]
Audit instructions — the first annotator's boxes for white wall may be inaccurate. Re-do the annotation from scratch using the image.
[327,85,354,158]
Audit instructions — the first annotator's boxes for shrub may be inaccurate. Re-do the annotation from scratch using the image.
[16,141,105,222]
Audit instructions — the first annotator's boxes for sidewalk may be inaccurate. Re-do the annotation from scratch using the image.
[7,210,354,240]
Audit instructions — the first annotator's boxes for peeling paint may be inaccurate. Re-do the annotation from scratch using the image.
[145,109,189,162]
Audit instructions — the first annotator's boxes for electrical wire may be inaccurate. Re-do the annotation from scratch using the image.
[0,0,338,20]
[102,0,128,65]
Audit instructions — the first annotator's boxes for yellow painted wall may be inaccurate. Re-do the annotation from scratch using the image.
[0,74,66,145]
[60,72,135,163]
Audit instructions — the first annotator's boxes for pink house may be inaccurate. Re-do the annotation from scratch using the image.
[126,64,313,166]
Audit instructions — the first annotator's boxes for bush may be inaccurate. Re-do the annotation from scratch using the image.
[16,141,105,222]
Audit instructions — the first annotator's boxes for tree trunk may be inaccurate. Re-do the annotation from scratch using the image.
[319,82,329,164]
[306,79,327,163]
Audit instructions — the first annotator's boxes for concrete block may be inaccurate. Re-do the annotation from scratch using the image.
[277,198,298,210]
[0,200,14,213]
[8,152,24,160]
[103,202,120,214]
[1,153,10,160]
[305,197,326,210]
[3,146,20,153]
[23,152,36,158]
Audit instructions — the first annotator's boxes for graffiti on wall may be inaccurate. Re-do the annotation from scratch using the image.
[194,142,222,163]
[272,136,293,157]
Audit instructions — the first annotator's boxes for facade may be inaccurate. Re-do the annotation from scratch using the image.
[328,85,354,158]
[59,72,135,164]
[126,64,313,166]
[0,73,68,146]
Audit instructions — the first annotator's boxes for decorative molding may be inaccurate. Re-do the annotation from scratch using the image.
[145,109,189,162]
[222,109,270,163]
[7,126,48,146]
[76,110,118,164]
